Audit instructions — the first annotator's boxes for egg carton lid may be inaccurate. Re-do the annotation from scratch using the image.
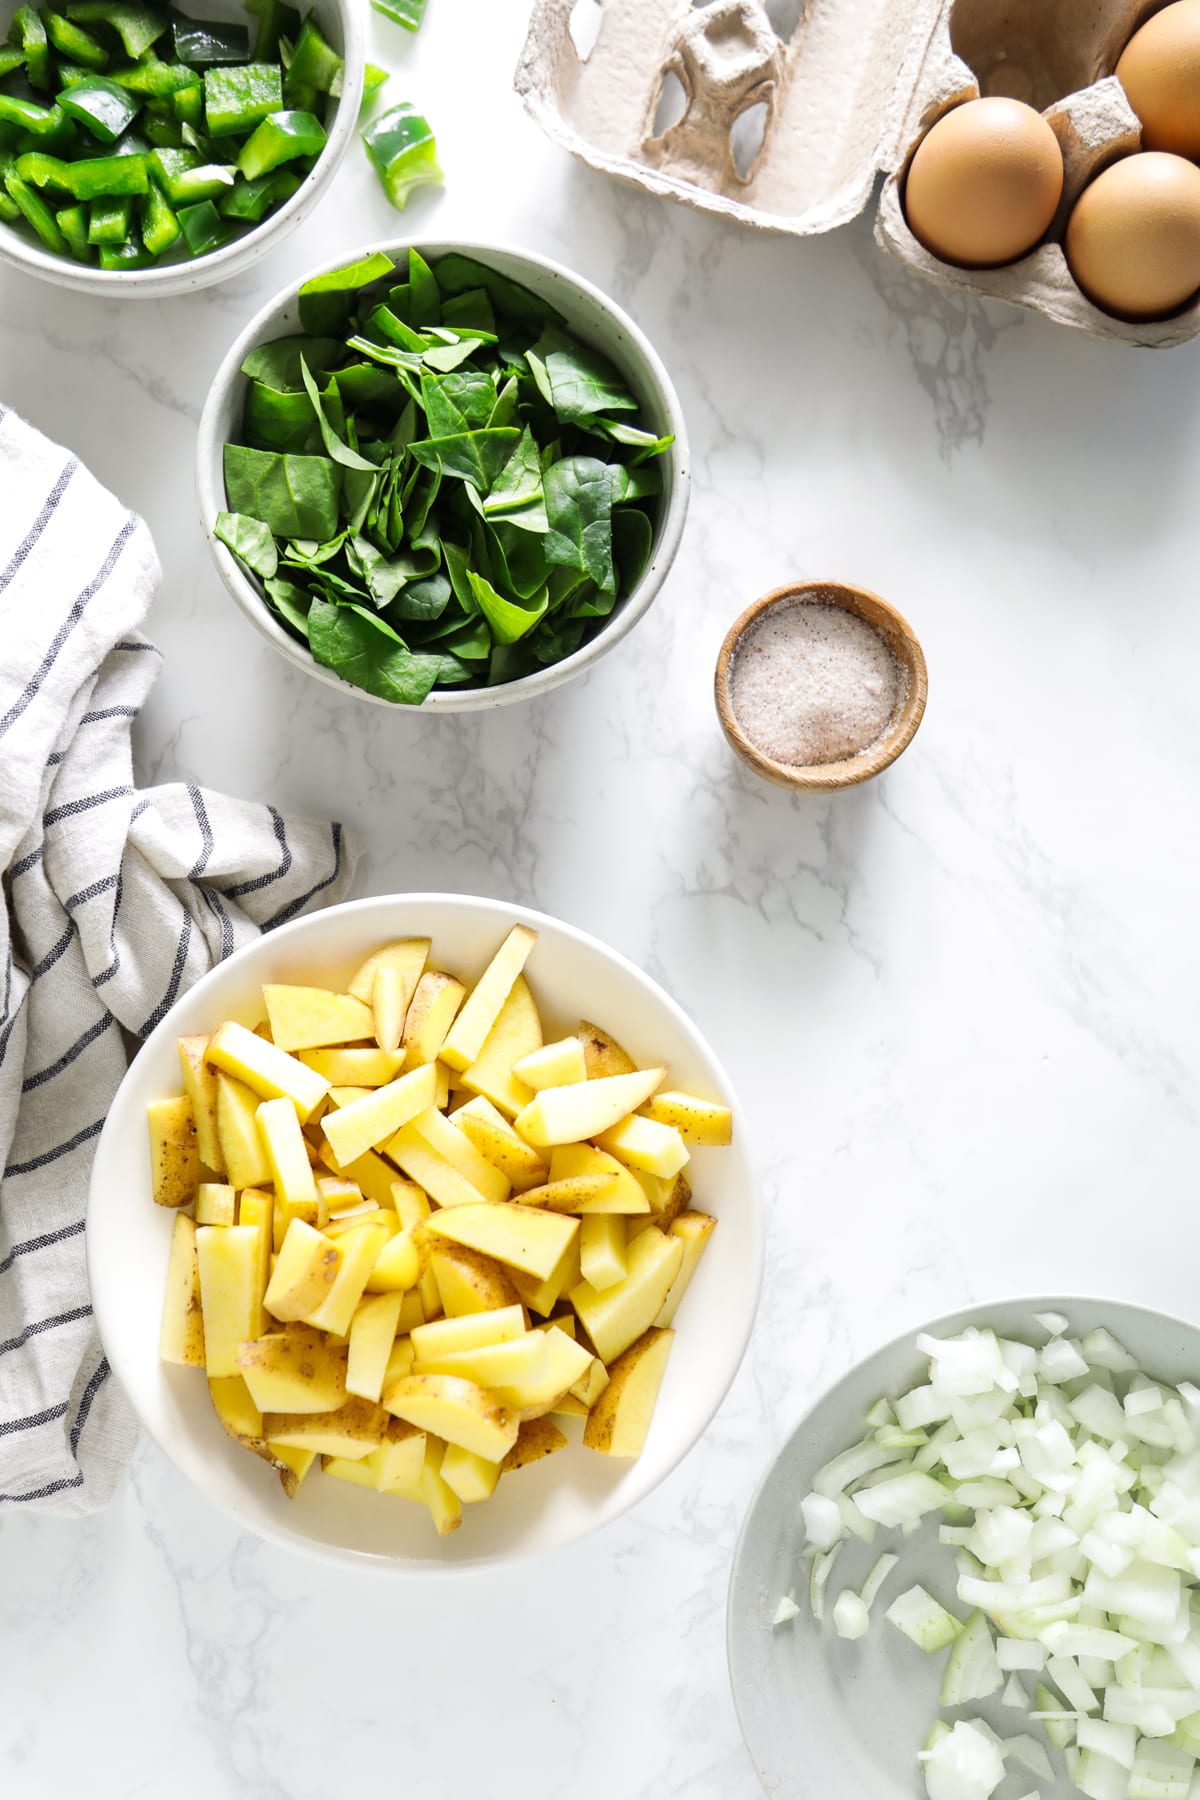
[515,0,954,239]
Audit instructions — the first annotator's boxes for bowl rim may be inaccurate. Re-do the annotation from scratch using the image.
[194,236,691,712]
[88,891,762,1574]
[725,1291,1200,1788]
[714,580,929,792]
[0,0,364,298]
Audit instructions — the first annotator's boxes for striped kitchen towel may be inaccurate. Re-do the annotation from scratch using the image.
[0,407,360,1514]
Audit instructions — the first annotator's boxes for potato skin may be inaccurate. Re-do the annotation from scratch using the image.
[577,1020,636,1079]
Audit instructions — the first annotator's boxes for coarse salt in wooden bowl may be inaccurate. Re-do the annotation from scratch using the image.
[714,581,928,793]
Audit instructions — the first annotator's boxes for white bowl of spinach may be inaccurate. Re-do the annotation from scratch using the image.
[196,239,690,708]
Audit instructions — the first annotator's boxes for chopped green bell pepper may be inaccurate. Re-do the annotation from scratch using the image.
[204,62,281,137]
[363,103,441,213]
[87,192,130,240]
[237,107,323,179]
[65,3,168,61]
[13,149,72,188]
[283,16,339,97]
[361,63,387,111]
[0,45,25,79]
[58,74,140,143]
[173,17,250,67]
[8,7,50,89]
[0,95,64,138]
[66,152,148,196]
[0,154,21,219]
[172,80,202,125]
[140,174,177,252]
[217,163,298,219]
[4,166,66,248]
[107,58,196,96]
[45,11,108,68]
[56,200,89,257]
[98,235,153,267]
[111,126,150,154]
[249,0,300,61]
[147,145,234,204]
[371,0,428,31]
[142,108,182,146]
[177,193,235,254]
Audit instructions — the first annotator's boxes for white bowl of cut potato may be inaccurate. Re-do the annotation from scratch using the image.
[88,894,761,1571]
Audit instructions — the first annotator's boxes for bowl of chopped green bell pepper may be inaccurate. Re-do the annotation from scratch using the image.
[0,0,363,295]
[195,239,691,711]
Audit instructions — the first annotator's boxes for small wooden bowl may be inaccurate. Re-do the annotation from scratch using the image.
[714,581,928,792]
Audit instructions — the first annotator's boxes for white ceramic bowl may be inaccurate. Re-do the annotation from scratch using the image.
[195,239,691,710]
[89,893,761,1572]
[727,1296,1200,1799]
[0,0,363,298]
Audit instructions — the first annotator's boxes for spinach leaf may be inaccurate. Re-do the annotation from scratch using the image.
[408,246,440,326]
[467,570,548,645]
[598,418,675,460]
[434,251,561,325]
[609,462,661,505]
[241,335,343,389]
[264,576,313,639]
[390,571,450,621]
[488,520,549,601]
[308,597,442,704]
[484,426,542,515]
[409,427,519,492]
[298,250,395,334]
[543,455,615,593]
[442,287,495,334]
[420,369,496,439]
[543,345,639,426]
[299,356,380,472]
[244,380,322,454]
[224,444,342,540]
[614,508,653,594]
[215,510,278,579]
[422,336,488,373]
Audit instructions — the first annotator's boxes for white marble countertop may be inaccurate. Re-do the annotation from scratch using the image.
[5,4,1200,1796]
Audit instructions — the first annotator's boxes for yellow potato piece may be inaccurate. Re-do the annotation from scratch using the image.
[515,1173,619,1214]
[347,936,430,1007]
[460,974,541,1118]
[389,1177,431,1229]
[346,1291,404,1401]
[642,1090,733,1147]
[215,1071,272,1188]
[373,1419,426,1494]
[236,1326,348,1414]
[441,1442,502,1503]
[439,925,537,1074]
[577,1020,636,1079]
[583,1327,674,1458]
[569,1226,683,1365]
[195,1181,235,1227]
[302,1047,405,1087]
[570,1356,610,1410]
[501,1416,569,1472]
[595,1113,689,1180]
[257,1096,318,1209]
[654,1211,717,1328]
[363,1227,420,1294]
[508,1229,582,1317]
[178,1035,221,1171]
[549,1144,649,1213]
[410,1305,527,1360]
[402,971,465,1069]
[420,1437,462,1535]
[264,1219,341,1322]
[262,984,374,1052]
[270,1442,316,1496]
[196,1223,263,1377]
[237,1188,273,1320]
[515,1067,665,1149]
[148,1094,199,1208]
[265,1395,389,1460]
[208,1374,267,1457]
[331,1148,404,1208]
[383,1373,519,1464]
[513,1036,588,1092]
[510,1326,594,1415]
[321,1062,438,1168]
[303,1220,391,1337]
[429,1244,522,1317]
[424,1201,578,1281]
[322,1200,386,1238]
[322,1452,378,1489]
[386,1121,494,1211]
[384,1334,415,1390]
[451,1095,548,1190]
[409,1105,511,1205]
[160,1213,205,1367]
[207,1021,329,1122]
[412,1332,551,1400]
[580,1214,627,1292]
[371,965,405,1055]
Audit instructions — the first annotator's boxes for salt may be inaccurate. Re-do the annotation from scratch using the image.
[728,601,903,768]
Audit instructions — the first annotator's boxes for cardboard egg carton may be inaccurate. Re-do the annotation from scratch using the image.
[515,0,1199,348]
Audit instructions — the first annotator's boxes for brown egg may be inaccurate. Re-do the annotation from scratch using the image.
[904,97,1064,268]
[1066,152,1200,319]
[1118,0,1200,160]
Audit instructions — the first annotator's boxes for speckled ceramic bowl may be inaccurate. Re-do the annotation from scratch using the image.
[0,0,363,298]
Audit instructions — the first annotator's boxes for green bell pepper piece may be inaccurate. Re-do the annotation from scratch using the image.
[13,150,72,188]
[107,58,197,96]
[56,200,90,257]
[362,103,441,212]
[140,174,177,252]
[66,152,148,197]
[147,146,234,204]
[177,194,235,255]
[361,64,387,111]
[45,12,108,68]
[172,17,250,66]
[217,164,298,219]
[283,16,340,98]
[0,45,25,80]
[237,108,324,179]
[0,153,21,219]
[172,80,202,125]
[112,126,149,154]
[98,235,153,268]
[179,120,216,155]
[371,0,428,31]
[5,166,67,249]
[65,3,168,61]
[58,74,140,144]
[8,7,50,89]
[250,0,300,61]
[87,192,130,241]
[142,108,182,146]
[0,95,65,138]
[204,62,281,137]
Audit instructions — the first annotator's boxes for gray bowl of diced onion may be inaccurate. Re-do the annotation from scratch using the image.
[727,1298,1200,1800]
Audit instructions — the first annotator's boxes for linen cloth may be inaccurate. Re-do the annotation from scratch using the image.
[0,406,359,1513]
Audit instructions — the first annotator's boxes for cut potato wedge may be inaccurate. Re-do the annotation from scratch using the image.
[195,1181,235,1227]
[577,1020,637,1079]
[332,1148,403,1209]
[303,1220,391,1336]
[208,1021,329,1122]
[302,1047,405,1087]
[347,937,430,1007]
[515,1067,666,1149]
[642,1091,733,1147]
[502,1416,569,1472]
[374,1419,426,1494]
[215,1072,272,1188]
[362,1227,420,1295]
[264,1396,389,1460]
[196,1224,262,1376]
[441,1442,502,1503]
[439,925,537,1074]
[547,1144,650,1213]
[264,1219,341,1322]
[654,1211,717,1328]
[383,1373,519,1463]
[386,1122,493,1210]
[257,1095,318,1210]
[321,1062,438,1168]
[410,1305,527,1360]
[178,1035,221,1172]
[515,1173,620,1215]
[420,1438,462,1535]
[408,1105,511,1205]
[429,1244,522,1317]
[402,971,465,1069]
[570,1226,683,1365]
[148,1095,199,1208]
[160,1213,205,1367]
[424,1202,578,1280]
[513,1036,588,1091]
[508,1229,583,1318]
[580,1214,627,1292]
[371,966,405,1055]
[451,1094,548,1190]
[262,984,374,1053]
[271,1442,316,1495]
[460,975,541,1118]
[412,1331,550,1397]
[236,1326,348,1414]
[595,1113,689,1179]
[384,1334,415,1389]
[583,1327,674,1458]
[346,1292,405,1402]
[208,1373,268,1458]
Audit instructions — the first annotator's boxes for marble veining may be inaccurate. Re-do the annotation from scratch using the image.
[4,1,1200,1795]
